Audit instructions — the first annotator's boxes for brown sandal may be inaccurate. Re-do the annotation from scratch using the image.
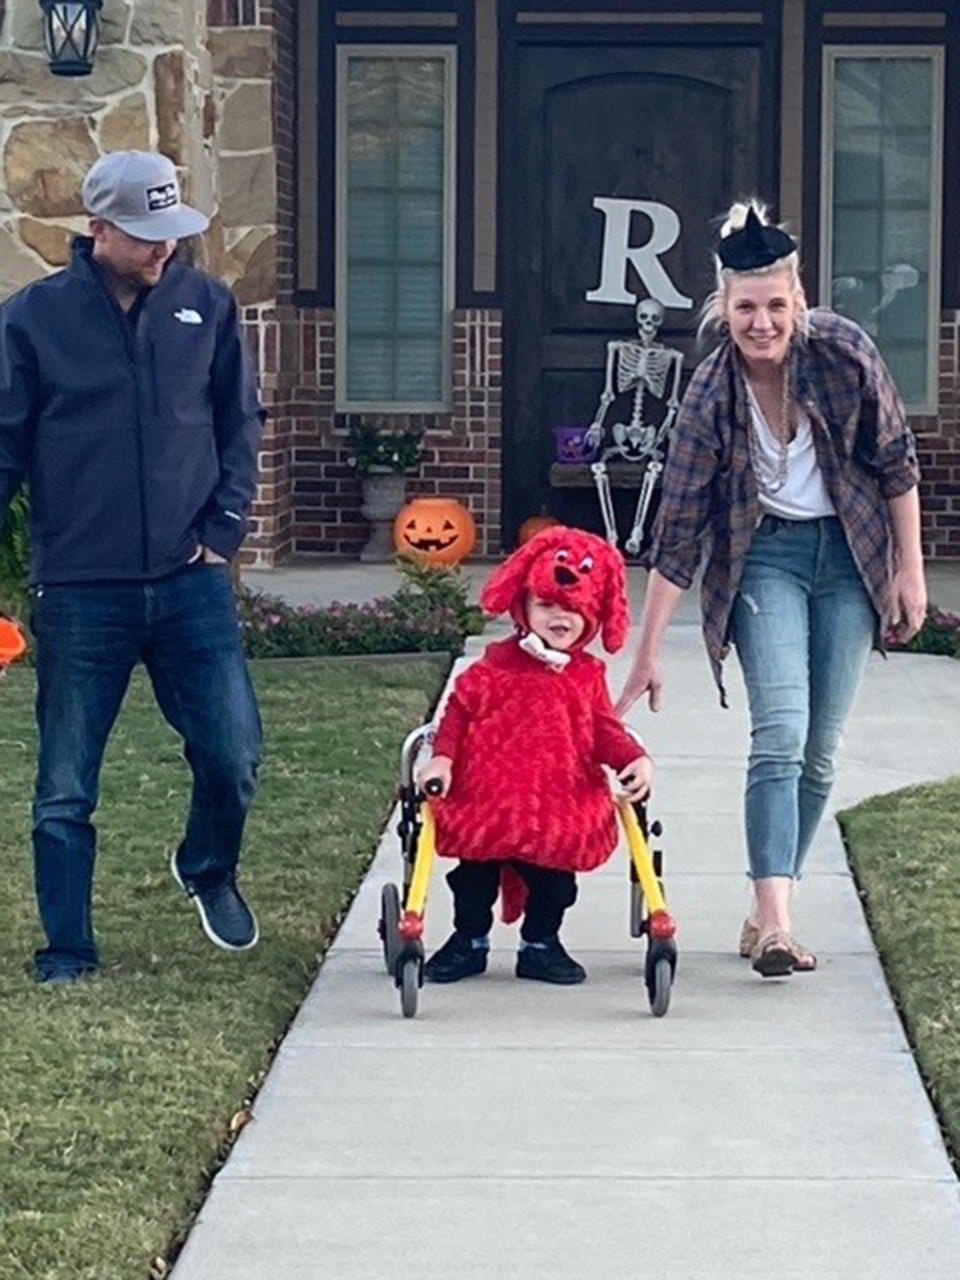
[786,936,817,972]
[739,918,759,959]
[751,929,794,978]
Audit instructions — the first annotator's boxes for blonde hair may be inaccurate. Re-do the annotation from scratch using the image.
[698,199,808,343]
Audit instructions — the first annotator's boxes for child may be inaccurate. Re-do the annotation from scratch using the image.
[417,526,652,985]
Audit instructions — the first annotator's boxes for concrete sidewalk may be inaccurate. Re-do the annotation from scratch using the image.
[242,556,960,616]
[172,590,960,1279]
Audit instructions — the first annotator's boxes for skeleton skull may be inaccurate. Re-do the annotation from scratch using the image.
[635,297,665,345]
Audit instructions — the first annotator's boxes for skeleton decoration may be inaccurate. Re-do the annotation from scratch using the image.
[583,297,684,556]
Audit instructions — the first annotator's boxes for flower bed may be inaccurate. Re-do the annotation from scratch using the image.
[887,607,960,658]
[237,558,486,659]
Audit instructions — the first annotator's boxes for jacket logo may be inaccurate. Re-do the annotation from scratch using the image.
[146,181,178,212]
[174,308,203,325]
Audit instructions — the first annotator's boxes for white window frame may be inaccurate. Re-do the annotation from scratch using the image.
[820,44,945,415]
[335,44,457,414]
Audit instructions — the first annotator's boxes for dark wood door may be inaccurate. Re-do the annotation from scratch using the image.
[504,41,774,543]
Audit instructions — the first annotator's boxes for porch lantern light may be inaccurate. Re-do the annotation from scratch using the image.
[39,0,103,77]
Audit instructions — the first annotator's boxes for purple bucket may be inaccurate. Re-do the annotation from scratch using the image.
[553,425,598,464]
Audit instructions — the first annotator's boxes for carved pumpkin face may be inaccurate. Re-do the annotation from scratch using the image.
[393,497,477,566]
[517,514,560,545]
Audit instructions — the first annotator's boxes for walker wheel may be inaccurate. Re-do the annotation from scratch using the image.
[648,955,672,1018]
[379,883,400,974]
[400,956,420,1018]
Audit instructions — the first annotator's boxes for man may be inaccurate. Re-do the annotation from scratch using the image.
[0,151,264,984]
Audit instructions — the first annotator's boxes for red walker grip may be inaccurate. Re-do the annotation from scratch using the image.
[648,909,676,941]
[398,911,424,942]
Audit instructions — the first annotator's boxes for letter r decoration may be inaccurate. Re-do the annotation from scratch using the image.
[585,198,694,311]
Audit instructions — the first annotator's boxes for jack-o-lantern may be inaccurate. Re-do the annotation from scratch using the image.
[394,496,476,566]
[517,513,561,545]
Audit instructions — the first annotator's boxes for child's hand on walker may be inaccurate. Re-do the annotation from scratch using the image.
[618,755,652,802]
[416,755,453,798]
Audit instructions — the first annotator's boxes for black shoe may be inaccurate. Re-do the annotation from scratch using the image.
[35,967,95,987]
[171,850,259,951]
[516,937,586,985]
[423,931,488,983]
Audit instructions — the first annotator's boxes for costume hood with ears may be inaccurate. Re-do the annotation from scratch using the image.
[480,526,630,653]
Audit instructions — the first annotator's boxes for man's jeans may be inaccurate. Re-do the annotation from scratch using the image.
[731,515,875,881]
[30,564,262,979]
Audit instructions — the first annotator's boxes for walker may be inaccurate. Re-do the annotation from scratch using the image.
[378,723,678,1018]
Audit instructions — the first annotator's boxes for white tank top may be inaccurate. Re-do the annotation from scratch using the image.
[746,384,836,520]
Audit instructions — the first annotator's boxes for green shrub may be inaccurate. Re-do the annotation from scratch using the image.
[345,422,424,476]
[0,487,29,616]
[888,606,960,658]
[392,554,486,637]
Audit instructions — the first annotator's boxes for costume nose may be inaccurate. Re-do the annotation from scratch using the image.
[554,565,577,587]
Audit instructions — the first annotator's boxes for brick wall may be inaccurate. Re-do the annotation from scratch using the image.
[916,311,960,560]
[242,306,503,562]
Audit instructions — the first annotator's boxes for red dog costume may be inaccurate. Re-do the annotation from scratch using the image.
[431,527,645,918]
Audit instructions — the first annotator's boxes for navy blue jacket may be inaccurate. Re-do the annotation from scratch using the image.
[0,237,264,583]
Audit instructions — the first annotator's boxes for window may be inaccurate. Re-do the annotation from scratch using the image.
[821,47,944,413]
[336,47,456,412]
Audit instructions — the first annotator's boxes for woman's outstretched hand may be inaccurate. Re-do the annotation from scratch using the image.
[886,564,927,643]
[615,654,663,716]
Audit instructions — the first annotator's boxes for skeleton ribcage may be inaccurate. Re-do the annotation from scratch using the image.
[615,344,673,399]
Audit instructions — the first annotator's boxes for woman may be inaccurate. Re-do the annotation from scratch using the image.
[617,201,927,977]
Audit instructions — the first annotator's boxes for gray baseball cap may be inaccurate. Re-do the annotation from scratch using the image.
[81,151,210,242]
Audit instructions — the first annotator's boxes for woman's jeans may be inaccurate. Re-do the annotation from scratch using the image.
[731,515,875,881]
[29,564,262,979]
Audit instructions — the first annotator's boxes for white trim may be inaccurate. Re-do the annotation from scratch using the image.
[820,44,944,416]
[335,44,457,414]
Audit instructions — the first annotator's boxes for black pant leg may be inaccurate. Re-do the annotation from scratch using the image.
[512,860,578,942]
[447,860,502,938]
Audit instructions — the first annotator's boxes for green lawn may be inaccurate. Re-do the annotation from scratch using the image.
[840,777,960,1167]
[0,657,446,1280]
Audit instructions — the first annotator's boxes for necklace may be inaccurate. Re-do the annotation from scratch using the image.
[745,365,793,495]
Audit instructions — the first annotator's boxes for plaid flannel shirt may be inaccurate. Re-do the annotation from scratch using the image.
[648,309,920,702]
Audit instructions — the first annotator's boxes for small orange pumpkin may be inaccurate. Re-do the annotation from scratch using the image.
[517,513,561,545]
[0,618,27,669]
[394,496,476,566]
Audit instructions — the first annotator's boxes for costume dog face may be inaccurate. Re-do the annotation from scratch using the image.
[480,526,630,653]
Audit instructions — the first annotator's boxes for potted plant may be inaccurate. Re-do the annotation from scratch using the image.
[346,423,425,562]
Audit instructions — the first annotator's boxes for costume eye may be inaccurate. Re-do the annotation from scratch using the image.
[579,556,594,572]
[554,549,570,563]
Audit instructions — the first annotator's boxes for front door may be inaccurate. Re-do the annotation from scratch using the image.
[504,40,775,545]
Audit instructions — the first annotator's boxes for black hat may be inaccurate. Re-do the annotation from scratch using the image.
[717,207,796,271]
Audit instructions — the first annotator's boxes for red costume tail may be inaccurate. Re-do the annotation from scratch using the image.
[499,866,528,925]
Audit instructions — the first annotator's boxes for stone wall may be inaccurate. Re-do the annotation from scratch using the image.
[0,0,207,292]
[0,0,276,310]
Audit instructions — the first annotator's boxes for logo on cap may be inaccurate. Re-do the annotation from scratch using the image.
[146,182,178,213]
